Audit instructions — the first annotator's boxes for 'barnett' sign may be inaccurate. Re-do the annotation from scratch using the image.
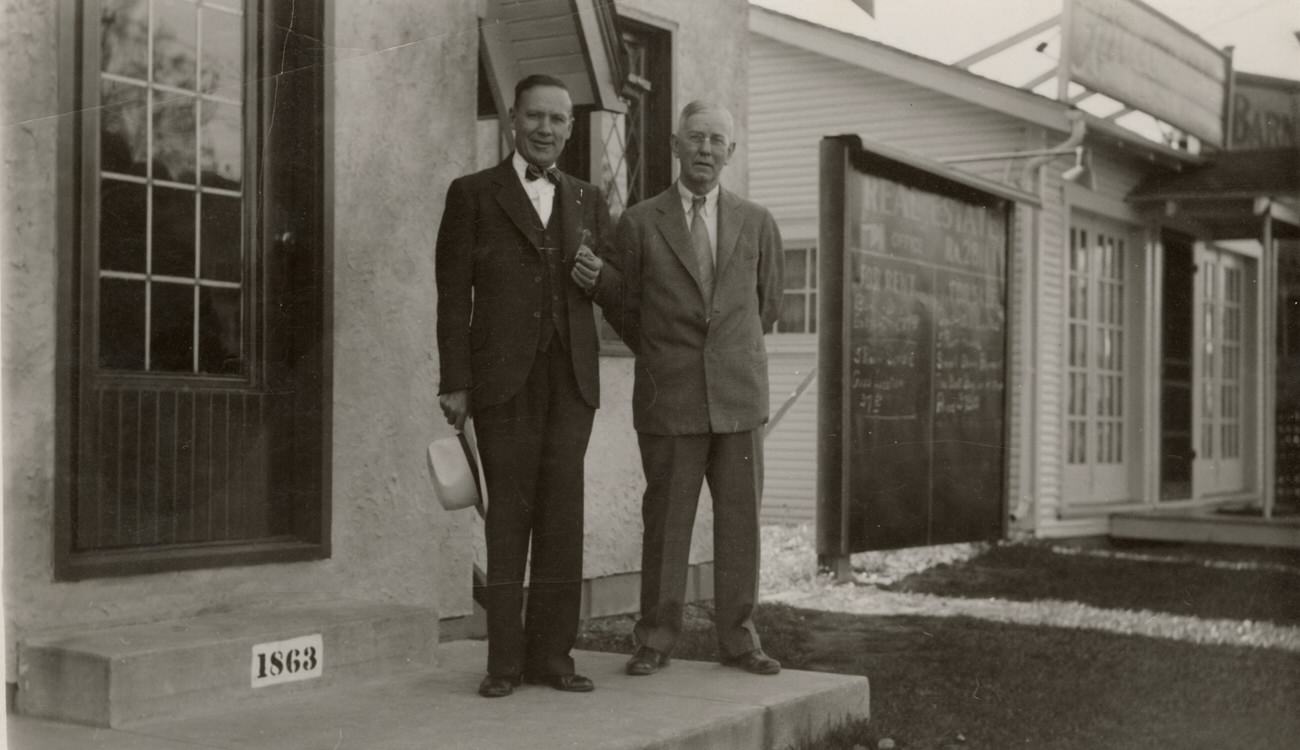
[1064,0,1229,147]
[1231,72,1300,150]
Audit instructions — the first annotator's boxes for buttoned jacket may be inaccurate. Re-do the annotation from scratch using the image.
[436,157,611,409]
[594,185,783,435]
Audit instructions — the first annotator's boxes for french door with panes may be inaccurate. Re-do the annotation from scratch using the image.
[1063,216,1140,506]
[61,0,328,579]
[1193,248,1252,497]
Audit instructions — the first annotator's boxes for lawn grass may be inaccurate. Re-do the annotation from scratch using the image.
[577,542,1300,749]
[888,541,1300,627]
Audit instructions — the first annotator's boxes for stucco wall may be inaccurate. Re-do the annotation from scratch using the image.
[1,0,478,681]
[581,0,752,579]
[3,0,70,684]
[330,0,477,620]
[619,0,751,196]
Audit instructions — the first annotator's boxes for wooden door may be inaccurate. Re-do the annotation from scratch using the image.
[61,0,328,578]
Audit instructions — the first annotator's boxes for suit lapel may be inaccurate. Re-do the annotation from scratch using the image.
[653,189,703,290]
[491,158,541,249]
[715,189,743,277]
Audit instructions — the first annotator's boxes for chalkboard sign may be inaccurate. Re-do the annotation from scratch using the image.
[818,136,1033,556]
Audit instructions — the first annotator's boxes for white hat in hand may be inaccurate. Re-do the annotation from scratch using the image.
[427,421,485,512]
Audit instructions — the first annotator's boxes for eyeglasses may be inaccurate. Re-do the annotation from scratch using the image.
[683,132,730,148]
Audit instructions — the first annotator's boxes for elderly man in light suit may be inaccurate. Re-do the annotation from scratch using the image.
[573,100,784,676]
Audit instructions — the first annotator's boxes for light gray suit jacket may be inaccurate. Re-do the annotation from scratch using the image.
[594,185,784,435]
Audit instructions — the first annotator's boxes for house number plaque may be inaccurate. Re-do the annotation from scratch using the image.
[251,634,323,688]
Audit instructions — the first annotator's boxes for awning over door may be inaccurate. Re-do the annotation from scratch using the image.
[479,0,627,124]
[1129,148,1300,239]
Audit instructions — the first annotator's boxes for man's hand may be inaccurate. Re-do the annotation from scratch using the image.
[439,390,470,431]
[571,244,602,291]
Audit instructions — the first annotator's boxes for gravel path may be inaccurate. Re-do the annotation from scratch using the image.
[759,524,1300,652]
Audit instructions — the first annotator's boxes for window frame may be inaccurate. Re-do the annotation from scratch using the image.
[775,244,818,335]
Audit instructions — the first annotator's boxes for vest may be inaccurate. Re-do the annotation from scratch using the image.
[536,209,570,352]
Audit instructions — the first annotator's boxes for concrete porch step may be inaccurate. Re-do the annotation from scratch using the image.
[8,641,870,750]
[16,603,439,728]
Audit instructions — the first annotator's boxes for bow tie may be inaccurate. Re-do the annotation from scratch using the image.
[525,163,559,184]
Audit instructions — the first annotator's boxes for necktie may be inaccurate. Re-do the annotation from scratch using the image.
[525,163,559,184]
[691,195,714,309]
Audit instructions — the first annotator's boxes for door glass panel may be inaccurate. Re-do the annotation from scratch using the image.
[100,179,147,273]
[200,193,242,280]
[201,5,242,96]
[101,0,148,78]
[153,0,198,90]
[101,79,149,176]
[151,281,196,371]
[199,286,242,374]
[152,186,196,277]
[96,0,245,377]
[201,100,242,189]
[99,278,146,369]
[153,94,197,183]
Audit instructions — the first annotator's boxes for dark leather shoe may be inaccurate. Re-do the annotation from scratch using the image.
[625,646,670,676]
[478,674,521,698]
[722,649,781,675]
[523,673,595,692]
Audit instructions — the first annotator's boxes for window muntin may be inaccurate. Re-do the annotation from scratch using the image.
[97,0,245,376]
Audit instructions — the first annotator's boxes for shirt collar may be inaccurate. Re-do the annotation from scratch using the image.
[677,181,719,215]
[512,152,557,188]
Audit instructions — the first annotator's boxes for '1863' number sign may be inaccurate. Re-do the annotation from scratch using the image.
[251,634,323,688]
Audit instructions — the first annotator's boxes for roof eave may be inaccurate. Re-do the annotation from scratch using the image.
[751,5,1204,171]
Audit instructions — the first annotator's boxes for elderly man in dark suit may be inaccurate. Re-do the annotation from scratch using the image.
[575,100,785,677]
[436,74,611,698]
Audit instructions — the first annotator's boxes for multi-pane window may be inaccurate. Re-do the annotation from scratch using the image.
[594,20,671,217]
[777,246,817,333]
[1067,226,1126,466]
[98,0,245,376]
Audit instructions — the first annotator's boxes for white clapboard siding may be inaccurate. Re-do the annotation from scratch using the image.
[763,352,819,525]
[1034,164,1067,530]
[749,33,1039,245]
[748,29,1057,534]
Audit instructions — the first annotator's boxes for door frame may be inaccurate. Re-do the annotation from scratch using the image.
[1191,243,1257,499]
[1060,211,1146,509]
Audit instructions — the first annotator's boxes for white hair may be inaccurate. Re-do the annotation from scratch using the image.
[676,100,734,138]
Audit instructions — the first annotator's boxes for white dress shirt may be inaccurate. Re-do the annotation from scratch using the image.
[677,181,719,260]
[513,151,557,226]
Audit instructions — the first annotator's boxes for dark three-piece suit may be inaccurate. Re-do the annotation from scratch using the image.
[436,156,610,679]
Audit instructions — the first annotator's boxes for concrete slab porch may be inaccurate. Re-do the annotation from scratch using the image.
[1110,507,1300,549]
[7,641,869,750]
